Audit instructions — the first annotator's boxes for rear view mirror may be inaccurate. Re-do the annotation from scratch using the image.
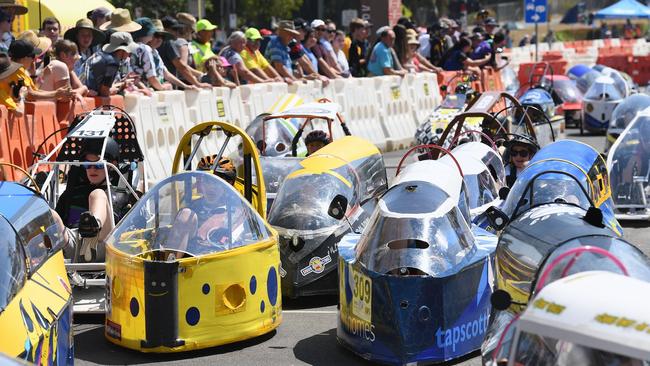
[490,289,512,311]
[498,186,510,200]
[328,194,348,220]
[485,206,509,231]
[440,85,447,93]
[583,206,605,228]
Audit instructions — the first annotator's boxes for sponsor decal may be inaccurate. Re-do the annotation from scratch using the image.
[106,319,121,340]
[435,309,490,353]
[351,267,372,323]
[279,262,287,278]
[300,255,332,276]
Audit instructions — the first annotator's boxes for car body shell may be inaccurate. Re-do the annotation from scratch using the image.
[0,181,73,365]
[336,159,498,364]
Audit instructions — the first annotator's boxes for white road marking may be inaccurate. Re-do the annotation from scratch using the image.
[282,310,338,314]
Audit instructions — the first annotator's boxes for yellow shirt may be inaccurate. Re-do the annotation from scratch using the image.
[343,36,352,59]
[240,47,270,70]
[0,67,35,111]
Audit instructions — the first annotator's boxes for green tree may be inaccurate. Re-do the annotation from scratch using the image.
[108,0,187,18]
[239,0,304,26]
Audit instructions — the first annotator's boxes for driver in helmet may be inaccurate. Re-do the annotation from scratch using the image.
[165,155,243,259]
[52,137,122,262]
[505,136,538,188]
[305,130,330,156]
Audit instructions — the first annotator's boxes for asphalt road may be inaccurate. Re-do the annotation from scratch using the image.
[74,128,650,366]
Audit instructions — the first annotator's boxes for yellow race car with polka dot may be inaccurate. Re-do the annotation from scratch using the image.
[103,122,281,352]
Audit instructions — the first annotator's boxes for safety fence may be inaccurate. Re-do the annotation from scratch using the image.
[506,37,650,85]
[0,69,509,183]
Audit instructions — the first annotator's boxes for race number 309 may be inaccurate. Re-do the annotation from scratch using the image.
[351,268,372,323]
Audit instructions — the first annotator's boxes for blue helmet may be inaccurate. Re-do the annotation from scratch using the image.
[567,64,591,80]
[519,88,555,121]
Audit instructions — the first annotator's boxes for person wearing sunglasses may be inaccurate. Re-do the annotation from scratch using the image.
[504,135,538,188]
[311,19,342,74]
[54,138,121,262]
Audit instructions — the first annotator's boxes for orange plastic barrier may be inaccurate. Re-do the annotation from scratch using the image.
[24,101,60,165]
[94,95,125,109]
[482,68,504,92]
[541,51,563,61]
[0,106,15,180]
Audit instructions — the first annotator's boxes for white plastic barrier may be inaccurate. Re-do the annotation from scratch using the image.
[184,89,218,125]
[406,73,441,126]
[288,80,323,101]
[239,84,267,127]
[124,93,174,183]
[329,77,387,150]
[374,76,416,151]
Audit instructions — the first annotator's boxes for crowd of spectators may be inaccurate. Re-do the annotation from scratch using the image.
[0,1,510,114]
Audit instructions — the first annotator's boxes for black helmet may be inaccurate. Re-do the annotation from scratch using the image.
[504,134,539,155]
[305,130,330,145]
[80,137,120,162]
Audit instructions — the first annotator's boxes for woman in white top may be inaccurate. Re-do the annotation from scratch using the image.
[333,30,350,78]
[38,39,88,100]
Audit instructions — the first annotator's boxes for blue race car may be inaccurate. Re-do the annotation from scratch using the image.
[334,149,498,365]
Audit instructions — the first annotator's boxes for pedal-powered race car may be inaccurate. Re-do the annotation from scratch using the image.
[541,74,583,130]
[479,141,650,362]
[268,136,387,298]
[607,108,650,220]
[244,93,306,158]
[336,146,498,364]
[583,74,626,134]
[104,121,282,352]
[414,71,480,146]
[605,93,650,153]
[0,164,74,365]
[495,271,650,366]
[30,106,144,313]
[253,101,352,210]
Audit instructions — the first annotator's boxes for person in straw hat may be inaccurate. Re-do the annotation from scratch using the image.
[5,41,74,114]
[38,39,88,102]
[100,8,142,33]
[83,31,138,97]
[174,12,211,87]
[64,18,105,78]
[144,18,200,90]
[16,30,52,80]
[0,0,26,16]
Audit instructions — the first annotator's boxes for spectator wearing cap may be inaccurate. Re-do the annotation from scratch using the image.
[311,19,341,74]
[8,40,73,111]
[307,26,340,79]
[426,21,448,68]
[219,31,268,85]
[64,19,105,78]
[241,28,283,83]
[191,19,236,88]
[88,7,111,29]
[265,20,300,84]
[484,18,499,39]
[367,27,406,77]
[442,37,488,73]
[40,17,61,44]
[191,19,218,71]
[470,32,491,60]
[38,39,88,101]
[83,31,138,97]
[348,18,370,77]
[146,19,199,91]
[293,18,308,42]
[170,12,211,88]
